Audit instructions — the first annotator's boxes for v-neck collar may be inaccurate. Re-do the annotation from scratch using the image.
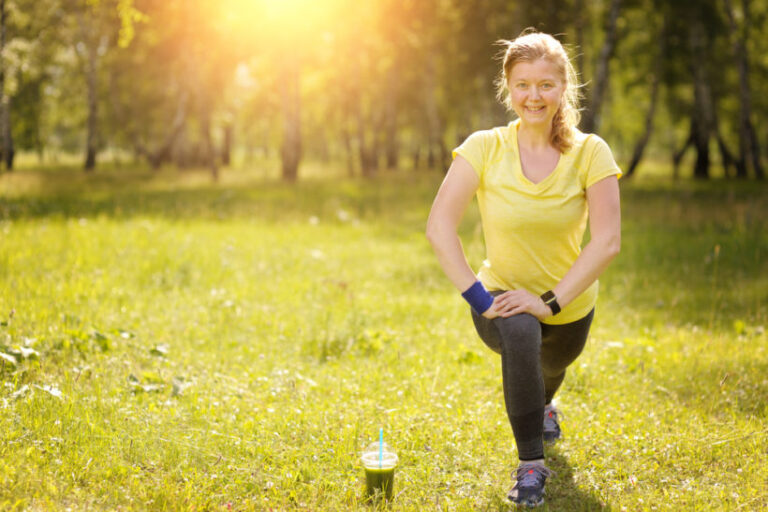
[509,120,563,189]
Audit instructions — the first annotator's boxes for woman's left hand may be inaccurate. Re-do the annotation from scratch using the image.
[491,289,552,320]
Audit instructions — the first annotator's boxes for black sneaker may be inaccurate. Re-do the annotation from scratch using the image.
[507,462,553,507]
[543,403,561,444]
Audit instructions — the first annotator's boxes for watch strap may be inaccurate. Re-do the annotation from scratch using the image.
[540,290,561,316]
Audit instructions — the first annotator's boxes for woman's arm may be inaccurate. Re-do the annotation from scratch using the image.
[493,175,621,319]
[553,175,621,307]
[426,155,508,318]
[425,155,481,293]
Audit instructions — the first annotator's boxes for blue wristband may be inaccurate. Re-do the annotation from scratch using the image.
[461,281,494,314]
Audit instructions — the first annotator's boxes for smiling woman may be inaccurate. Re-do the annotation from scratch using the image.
[426,30,622,507]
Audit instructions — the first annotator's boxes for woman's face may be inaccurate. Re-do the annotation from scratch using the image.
[507,58,565,130]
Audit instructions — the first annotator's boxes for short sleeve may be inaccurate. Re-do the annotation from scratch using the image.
[452,130,490,178]
[584,135,622,189]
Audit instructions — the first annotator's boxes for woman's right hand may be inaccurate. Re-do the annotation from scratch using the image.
[481,296,503,319]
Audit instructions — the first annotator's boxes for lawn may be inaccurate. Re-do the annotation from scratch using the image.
[0,165,766,511]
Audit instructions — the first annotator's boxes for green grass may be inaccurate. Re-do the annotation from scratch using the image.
[1,166,766,511]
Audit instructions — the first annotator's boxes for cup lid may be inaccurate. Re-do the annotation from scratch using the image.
[361,442,398,468]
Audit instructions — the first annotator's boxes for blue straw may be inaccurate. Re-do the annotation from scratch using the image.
[379,427,383,469]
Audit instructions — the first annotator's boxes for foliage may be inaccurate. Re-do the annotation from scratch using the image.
[0,166,766,510]
[2,0,767,178]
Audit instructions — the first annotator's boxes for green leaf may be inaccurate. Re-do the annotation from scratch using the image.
[90,331,111,351]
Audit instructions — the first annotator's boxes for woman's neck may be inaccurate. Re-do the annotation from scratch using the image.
[517,122,553,151]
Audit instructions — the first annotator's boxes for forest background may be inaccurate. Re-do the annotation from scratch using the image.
[0,0,766,182]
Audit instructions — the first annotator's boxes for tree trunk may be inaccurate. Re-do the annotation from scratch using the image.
[673,125,694,180]
[356,102,375,178]
[625,17,665,178]
[2,95,12,169]
[0,0,9,172]
[84,45,98,171]
[221,121,233,167]
[75,8,101,172]
[716,131,737,178]
[424,58,445,171]
[341,121,355,177]
[689,15,713,179]
[574,0,586,82]
[581,0,622,133]
[279,61,301,183]
[625,63,660,178]
[723,0,764,179]
[384,63,398,170]
[201,109,218,182]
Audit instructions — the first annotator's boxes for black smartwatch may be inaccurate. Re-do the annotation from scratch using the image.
[540,290,561,316]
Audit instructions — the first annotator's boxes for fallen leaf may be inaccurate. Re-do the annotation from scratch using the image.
[171,376,192,396]
[35,384,64,399]
[11,384,29,399]
[150,344,170,357]
[0,352,17,366]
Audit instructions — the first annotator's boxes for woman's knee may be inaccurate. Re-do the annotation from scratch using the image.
[493,313,541,355]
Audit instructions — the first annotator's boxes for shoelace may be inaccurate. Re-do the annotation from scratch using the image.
[544,404,561,419]
[543,406,561,428]
[515,463,553,489]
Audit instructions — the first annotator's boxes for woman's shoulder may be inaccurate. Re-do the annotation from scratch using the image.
[568,127,622,184]
[569,127,611,150]
[462,122,516,149]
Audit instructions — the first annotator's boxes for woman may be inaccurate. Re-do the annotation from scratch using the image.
[426,30,621,507]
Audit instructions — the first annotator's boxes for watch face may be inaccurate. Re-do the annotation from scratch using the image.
[541,291,555,303]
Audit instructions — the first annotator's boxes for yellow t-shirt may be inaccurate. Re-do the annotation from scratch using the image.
[453,119,622,325]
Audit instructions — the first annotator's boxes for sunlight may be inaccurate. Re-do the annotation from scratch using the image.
[219,0,341,38]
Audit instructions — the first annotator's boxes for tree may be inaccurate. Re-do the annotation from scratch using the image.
[723,0,763,179]
[107,0,190,171]
[625,14,666,178]
[580,0,622,134]
[62,0,118,171]
[0,0,10,170]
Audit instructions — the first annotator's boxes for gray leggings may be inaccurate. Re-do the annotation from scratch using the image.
[471,305,594,460]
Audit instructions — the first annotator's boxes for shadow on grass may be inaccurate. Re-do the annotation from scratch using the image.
[542,445,611,512]
[0,169,439,226]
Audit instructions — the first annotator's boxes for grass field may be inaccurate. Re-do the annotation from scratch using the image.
[1,165,766,511]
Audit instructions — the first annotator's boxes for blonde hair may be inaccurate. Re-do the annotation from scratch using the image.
[495,30,581,153]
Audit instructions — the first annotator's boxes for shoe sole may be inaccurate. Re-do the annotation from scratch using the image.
[509,496,544,507]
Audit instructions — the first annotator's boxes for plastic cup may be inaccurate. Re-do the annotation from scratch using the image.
[361,442,398,500]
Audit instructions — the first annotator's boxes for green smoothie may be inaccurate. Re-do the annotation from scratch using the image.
[364,465,396,500]
[361,447,398,500]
